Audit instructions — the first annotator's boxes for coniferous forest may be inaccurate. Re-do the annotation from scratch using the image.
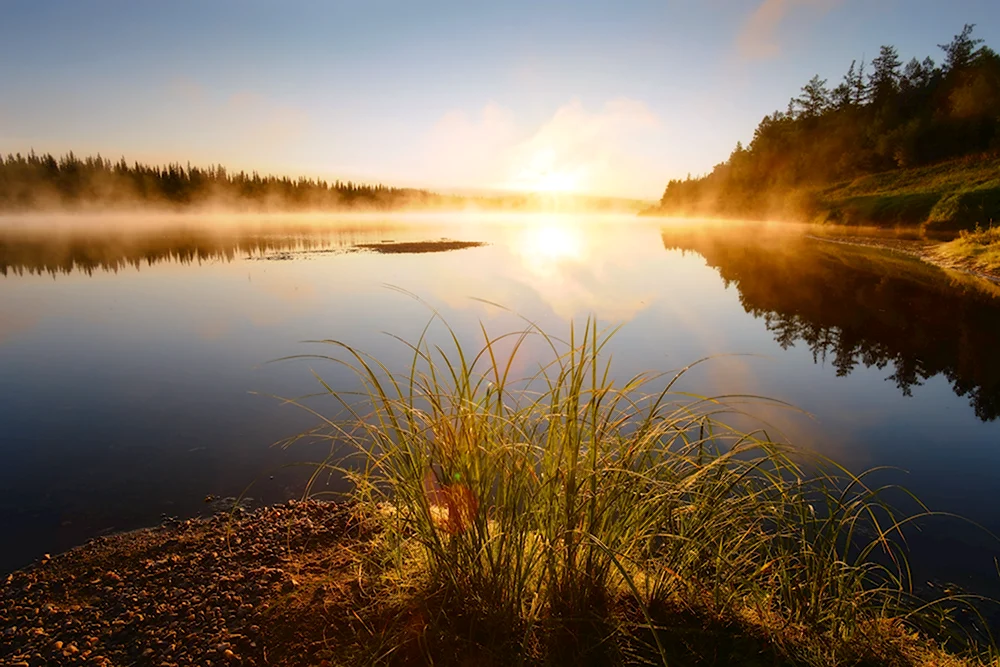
[0,152,461,211]
[651,25,1000,229]
[0,152,646,213]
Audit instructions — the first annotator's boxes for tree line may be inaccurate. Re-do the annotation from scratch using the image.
[0,152,461,211]
[0,151,648,213]
[655,24,1000,218]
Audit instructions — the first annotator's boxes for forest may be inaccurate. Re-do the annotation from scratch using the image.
[0,151,466,211]
[0,152,649,213]
[652,25,1000,227]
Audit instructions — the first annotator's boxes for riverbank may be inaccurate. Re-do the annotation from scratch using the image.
[935,226,1000,277]
[809,156,1000,231]
[0,500,989,666]
[807,230,1000,285]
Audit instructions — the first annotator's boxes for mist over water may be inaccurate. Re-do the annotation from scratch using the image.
[2,213,1000,599]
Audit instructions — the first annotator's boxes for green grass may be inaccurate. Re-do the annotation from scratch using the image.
[935,224,1000,275]
[812,156,1000,231]
[283,305,997,665]
[815,192,942,227]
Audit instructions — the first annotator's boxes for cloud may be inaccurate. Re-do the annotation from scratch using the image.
[737,0,839,60]
[422,98,663,198]
[506,99,660,194]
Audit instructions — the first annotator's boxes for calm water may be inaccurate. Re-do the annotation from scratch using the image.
[2,213,999,599]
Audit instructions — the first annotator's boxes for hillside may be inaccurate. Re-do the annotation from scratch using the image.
[810,155,1000,229]
[645,24,1000,231]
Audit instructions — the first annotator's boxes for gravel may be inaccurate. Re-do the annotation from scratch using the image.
[1,500,365,666]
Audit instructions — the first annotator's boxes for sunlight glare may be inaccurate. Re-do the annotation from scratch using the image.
[516,223,585,279]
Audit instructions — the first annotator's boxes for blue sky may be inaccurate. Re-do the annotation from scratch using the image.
[1,0,998,198]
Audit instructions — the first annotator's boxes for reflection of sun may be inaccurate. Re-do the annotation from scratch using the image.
[517,224,585,278]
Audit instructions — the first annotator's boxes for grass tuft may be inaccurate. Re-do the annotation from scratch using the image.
[283,309,996,665]
[935,223,1000,275]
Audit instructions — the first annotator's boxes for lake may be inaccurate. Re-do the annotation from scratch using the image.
[2,213,999,601]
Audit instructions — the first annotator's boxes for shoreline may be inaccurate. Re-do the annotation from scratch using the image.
[648,207,1000,285]
[2,497,987,666]
[0,500,372,667]
[805,233,1000,285]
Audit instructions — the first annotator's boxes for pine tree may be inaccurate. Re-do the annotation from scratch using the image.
[794,75,831,117]
[849,59,868,106]
[869,45,902,103]
[939,24,984,73]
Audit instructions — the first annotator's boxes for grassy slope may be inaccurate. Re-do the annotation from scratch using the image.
[811,156,1000,230]
[810,156,1000,273]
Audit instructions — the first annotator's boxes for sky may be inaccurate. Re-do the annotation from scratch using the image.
[1,0,998,199]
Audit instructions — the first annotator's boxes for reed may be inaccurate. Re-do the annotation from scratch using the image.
[282,304,995,665]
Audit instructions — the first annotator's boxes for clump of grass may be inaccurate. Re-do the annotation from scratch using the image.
[285,306,994,665]
[935,223,1000,275]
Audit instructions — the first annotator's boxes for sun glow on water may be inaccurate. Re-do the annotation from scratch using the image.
[515,223,585,278]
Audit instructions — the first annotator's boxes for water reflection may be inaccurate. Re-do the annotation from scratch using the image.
[2,216,1000,591]
[662,225,1000,421]
[0,223,410,276]
[491,221,655,322]
[515,224,586,275]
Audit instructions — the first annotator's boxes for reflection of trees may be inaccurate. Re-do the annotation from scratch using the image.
[0,226,392,276]
[663,227,1000,421]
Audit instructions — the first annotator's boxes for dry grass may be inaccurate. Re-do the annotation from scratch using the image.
[935,225,1000,275]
